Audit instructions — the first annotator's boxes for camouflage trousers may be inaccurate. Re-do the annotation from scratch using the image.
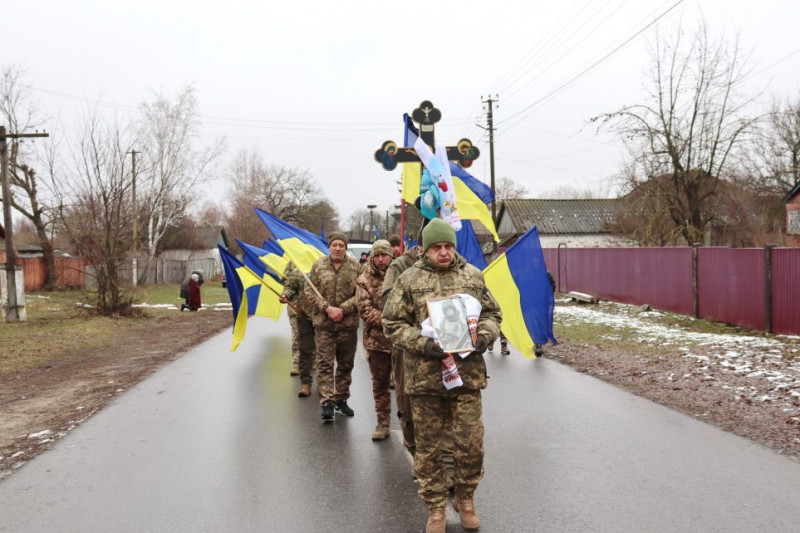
[294,315,316,385]
[410,391,484,508]
[315,328,357,406]
[392,346,415,453]
[289,316,301,367]
[366,349,392,427]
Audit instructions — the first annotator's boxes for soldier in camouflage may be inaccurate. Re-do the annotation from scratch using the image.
[305,231,361,422]
[381,239,421,454]
[383,218,501,533]
[356,239,394,441]
[280,262,316,398]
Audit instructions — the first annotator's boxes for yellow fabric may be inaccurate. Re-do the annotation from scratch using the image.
[230,264,285,351]
[260,252,289,279]
[483,254,536,358]
[277,237,325,274]
[401,162,499,242]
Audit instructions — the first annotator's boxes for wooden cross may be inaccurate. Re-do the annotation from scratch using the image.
[374,100,480,172]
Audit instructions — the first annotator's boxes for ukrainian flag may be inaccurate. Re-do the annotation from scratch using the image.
[456,220,487,270]
[237,239,289,282]
[254,208,328,273]
[401,115,499,241]
[219,245,285,351]
[483,226,556,358]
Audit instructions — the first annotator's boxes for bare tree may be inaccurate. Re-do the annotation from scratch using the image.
[593,21,758,245]
[740,94,800,196]
[56,110,136,314]
[495,177,529,201]
[224,148,330,248]
[136,87,224,280]
[347,208,371,241]
[0,65,59,288]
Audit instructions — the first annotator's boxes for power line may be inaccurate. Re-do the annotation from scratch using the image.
[497,0,686,132]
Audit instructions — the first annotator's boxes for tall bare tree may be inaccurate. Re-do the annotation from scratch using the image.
[56,110,136,314]
[740,94,800,196]
[136,87,224,280]
[224,148,333,248]
[0,65,59,288]
[593,21,758,245]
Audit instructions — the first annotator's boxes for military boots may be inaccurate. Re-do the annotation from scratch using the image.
[453,496,480,530]
[425,507,446,533]
[371,425,390,440]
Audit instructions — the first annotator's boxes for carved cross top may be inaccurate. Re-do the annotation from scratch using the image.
[374,100,480,172]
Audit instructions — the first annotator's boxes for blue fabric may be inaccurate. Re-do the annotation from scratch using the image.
[262,239,285,257]
[219,245,246,321]
[504,227,557,346]
[456,220,487,270]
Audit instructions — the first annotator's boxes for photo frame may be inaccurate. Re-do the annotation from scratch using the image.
[427,296,474,354]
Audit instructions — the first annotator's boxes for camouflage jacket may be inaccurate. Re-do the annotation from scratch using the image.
[382,253,502,396]
[381,247,419,302]
[282,264,313,318]
[356,258,391,353]
[305,255,360,331]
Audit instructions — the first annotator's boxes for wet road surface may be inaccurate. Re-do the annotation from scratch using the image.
[2,315,800,532]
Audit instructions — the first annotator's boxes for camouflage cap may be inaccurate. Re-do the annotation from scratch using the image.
[371,239,392,256]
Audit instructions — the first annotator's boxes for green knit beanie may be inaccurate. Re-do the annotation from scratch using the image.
[422,218,456,252]
[327,231,348,246]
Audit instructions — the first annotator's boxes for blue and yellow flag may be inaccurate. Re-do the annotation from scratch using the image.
[219,245,285,351]
[254,208,328,273]
[237,239,289,282]
[483,227,556,358]
[401,114,499,241]
[456,220,488,270]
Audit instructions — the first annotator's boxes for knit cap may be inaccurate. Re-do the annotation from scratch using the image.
[327,231,348,246]
[371,239,392,256]
[421,218,456,252]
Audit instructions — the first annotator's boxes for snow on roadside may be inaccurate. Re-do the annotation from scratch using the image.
[555,302,800,413]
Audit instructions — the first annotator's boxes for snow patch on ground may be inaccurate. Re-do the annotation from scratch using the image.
[555,302,800,413]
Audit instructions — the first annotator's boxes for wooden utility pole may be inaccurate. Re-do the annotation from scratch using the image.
[482,96,498,225]
[1,126,49,322]
[129,150,139,286]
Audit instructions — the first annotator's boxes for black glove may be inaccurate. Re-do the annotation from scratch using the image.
[423,338,445,359]
[474,335,489,354]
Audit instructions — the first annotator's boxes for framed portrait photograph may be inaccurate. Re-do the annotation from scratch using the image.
[427,296,474,354]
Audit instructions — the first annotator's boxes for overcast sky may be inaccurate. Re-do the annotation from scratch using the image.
[4,0,799,224]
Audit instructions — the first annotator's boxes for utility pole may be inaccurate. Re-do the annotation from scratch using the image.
[129,150,139,287]
[480,95,499,251]
[1,126,49,322]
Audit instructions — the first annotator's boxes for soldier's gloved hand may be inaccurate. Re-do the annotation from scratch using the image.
[474,335,489,354]
[422,338,445,360]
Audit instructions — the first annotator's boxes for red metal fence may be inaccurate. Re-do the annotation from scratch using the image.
[543,246,800,337]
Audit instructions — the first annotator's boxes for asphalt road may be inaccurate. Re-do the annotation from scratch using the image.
[2,315,800,532]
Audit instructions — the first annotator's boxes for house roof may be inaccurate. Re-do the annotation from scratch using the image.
[784,182,800,203]
[159,225,230,251]
[497,198,623,235]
